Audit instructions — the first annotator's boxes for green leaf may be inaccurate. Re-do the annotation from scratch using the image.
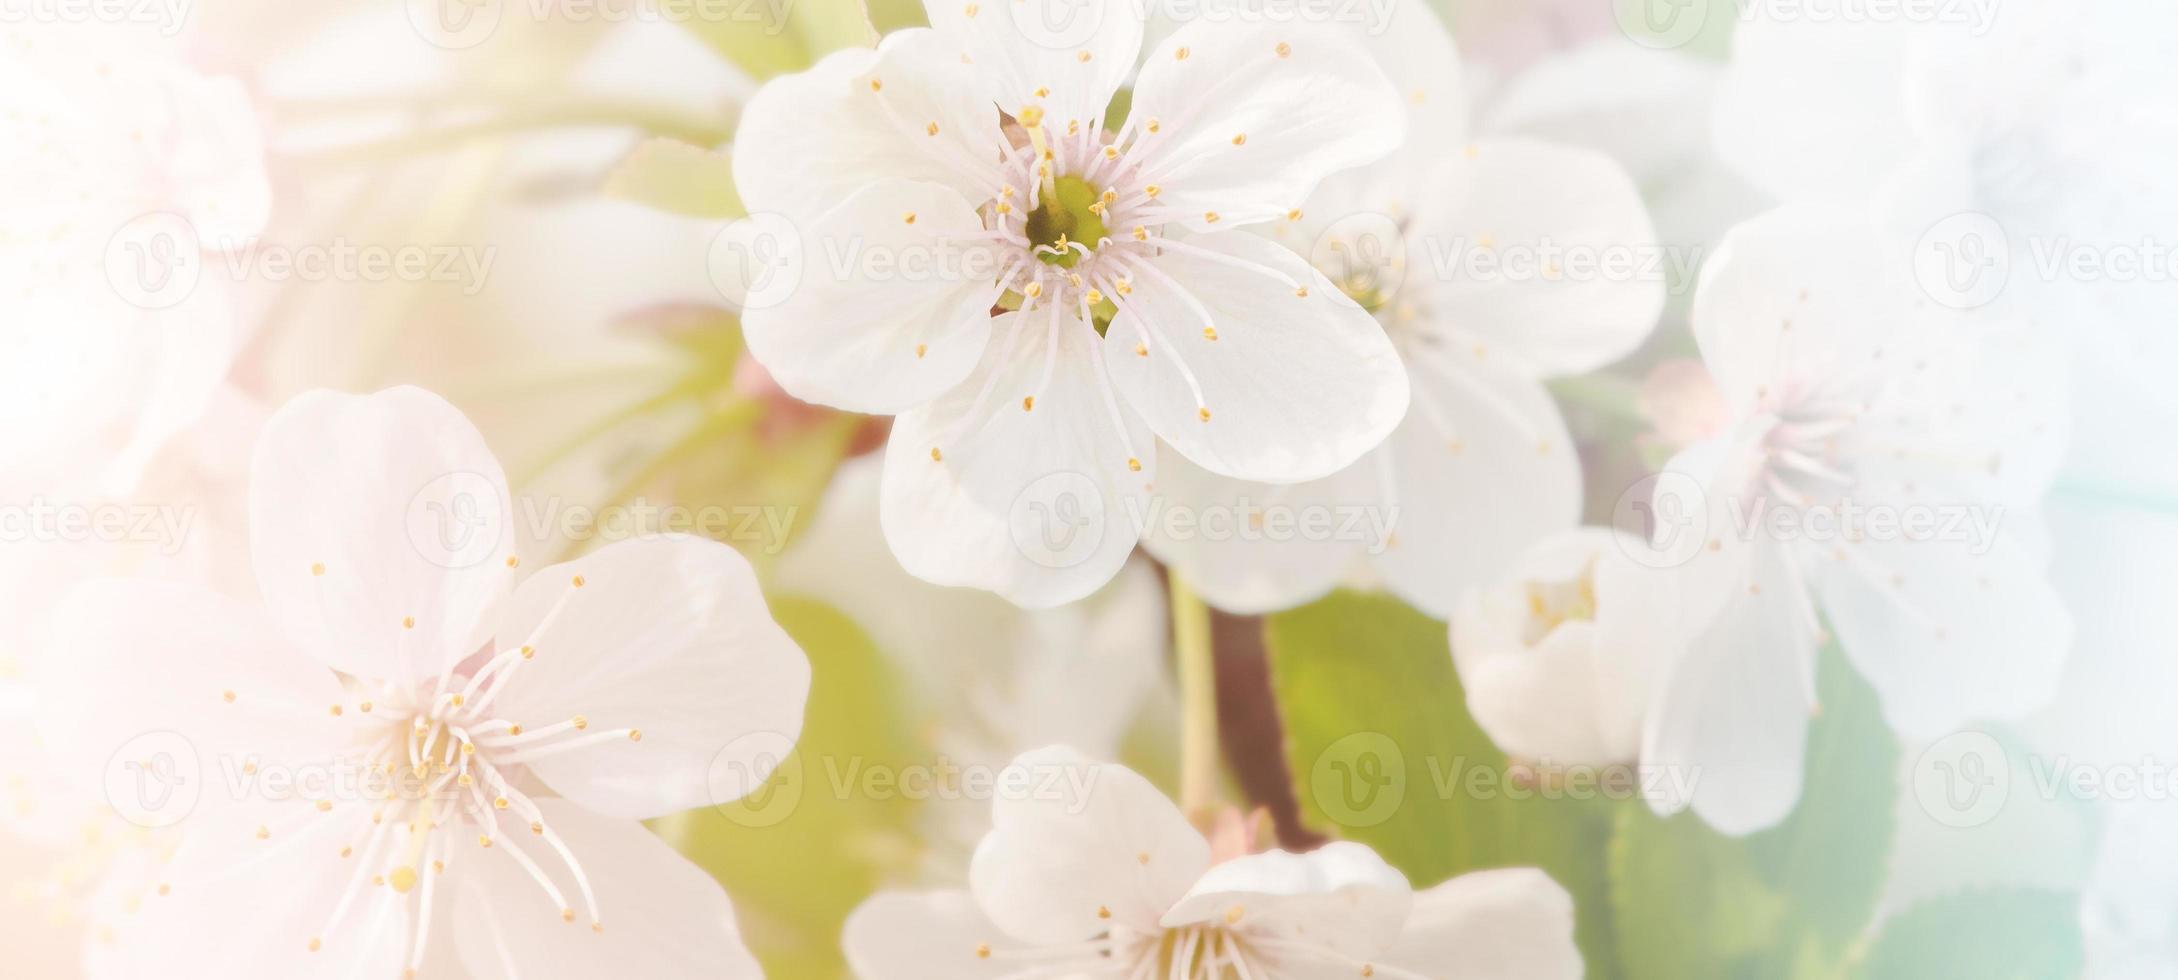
[1743,642,1900,943]
[1609,806,1792,980]
[664,597,925,980]
[678,0,877,80]
[1264,590,1623,976]
[604,138,744,219]
[1851,890,2083,980]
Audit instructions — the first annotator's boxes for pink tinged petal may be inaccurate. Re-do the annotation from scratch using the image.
[881,309,1153,610]
[37,579,349,793]
[1343,0,1470,167]
[1370,358,1579,620]
[968,747,1209,943]
[1689,207,1901,417]
[1379,867,1583,980]
[1642,540,1821,836]
[1406,138,1664,378]
[249,386,516,685]
[1127,23,1405,230]
[1160,842,1413,959]
[453,800,764,980]
[1136,447,1372,616]
[843,890,1021,980]
[1104,232,1408,484]
[1813,534,2071,741]
[1638,358,1729,453]
[923,0,1144,132]
[102,803,409,980]
[741,179,998,416]
[732,41,997,220]
[487,535,811,821]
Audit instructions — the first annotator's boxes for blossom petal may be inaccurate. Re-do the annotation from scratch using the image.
[453,800,763,979]
[742,179,998,415]
[487,535,811,821]
[1814,534,2071,741]
[968,748,1209,943]
[882,309,1153,610]
[1136,448,1372,616]
[924,0,1144,131]
[1127,23,1404,230]
[732,37,999,220]
[1405,138,1664,377]
[1378,868,1583,980]
[842,891,1017,980]
[1160,842,1412,959]
[1712,6,1916,204]
[249,387,517,684]
[1369,356,1579,620]
[1642,540,1821,836]
[38,579,349,792]
[1104,232,1407,483]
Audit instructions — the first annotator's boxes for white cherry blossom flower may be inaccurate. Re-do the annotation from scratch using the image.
[0,26,271,496]
[843,747,1582,980]
[1642,206,2072,834]
[732,0,1412,608]
[1451,528,1679,766]
[1141,5,1665,617]
[36,387,807,979]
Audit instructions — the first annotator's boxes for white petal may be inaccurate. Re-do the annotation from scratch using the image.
[1160,842,1412,960]
[1128,23,1404,230]
[1689,206,1901,415]
[968,748,1208,942]
[1814,534,2070,741]
[1379,867,1583,980]
[37,579,349,795]
[1712,6,1916,203]
[1406,138,1664,377]
[924,0,1143,131]
[249,387,517,684]
[1369,357,1579,620]
[882,309,1153,610]
[98,804,409,980]
[1642,541,1820,835]
[1105,232,1407,483]
[842,891,1017,980]
[1483,39,1719,186]
[1136,447,1372,616]
[741,179,998,415]
[732,38,1000,220]
[454,800,763,980]
[488,535,811,820]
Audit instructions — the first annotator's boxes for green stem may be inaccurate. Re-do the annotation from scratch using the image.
[1169,573,1219,819]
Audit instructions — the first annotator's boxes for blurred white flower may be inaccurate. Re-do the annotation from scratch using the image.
[1643,206,2072,834]
[1144,4,1664,617]
[843,747,1581,980]
[36,387,806,979]
[0,26,270,496]
[733,0,1412,608]
[1451,528,1678,766]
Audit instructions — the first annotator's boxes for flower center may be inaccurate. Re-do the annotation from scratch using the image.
[1524,562,1600,643]
[1024,175,1111,268]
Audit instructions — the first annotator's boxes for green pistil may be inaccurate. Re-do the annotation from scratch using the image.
[1025,175,1110,269]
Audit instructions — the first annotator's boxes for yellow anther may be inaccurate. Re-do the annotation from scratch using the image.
[402,616,415,630]
[310,562,325,576]
[1199,408,1212,422]
[1127,459,1142,473]
[903,212,918,225]
[1232,133,1247,146]
[1204,212,1221,223]
[389,867,417,894]
[1175,47,1190,60]
[926,121,940,136]
[1023,396,1036,412]
[571,575,586,588]
[915,343,928,359]
[931,447,944,462]
[1203,327,1218,341]
[520,645,535,659]
[1017,105,1045,128]
[1276,41,1292,57]
[572,715,589,730]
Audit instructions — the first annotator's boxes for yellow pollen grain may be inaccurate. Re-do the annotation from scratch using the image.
[562,909,577,923]
[571,575,586,588]
[903,211,917,225]
[531,822,545,835]
[1144,184,1161,198]
[310,562,325,577]
[1147,118,1162,133]
[222,690,236,704]
[1276,41,1292,57]
[1023,396,1036,412]
[389,866,417,894]
[1135,344,1148,357]
[628,730,643,742]
[158,884,171,896]
[360,701,373,713]
[1017,105,1045,128]
[494,797,510,810]
[340,846,352,858]
[255,826,270,840]
[309,938,321,953]
[573,715,589,730]
[1204,212,1221,223]
[1097,905,1112,919]
[1127,459,1142,473]
[1175,46,1190,60]
[1132,226,1148,241]
[869,78,882,92]
[1225,906,1245,925]
[930,447,944,463]
[915,343,928,359]
[1077,50,1092,63]
[1198,408,1212,423]
[1295,287,1310,298]
[1103,146,1120,160]
[1232,133,1247,146]
[402,616,415,630]
[505,555,520,568]
[316,800,333,812]
[1288,209,1303,221]
[1203,327,1218,341]
[963,2,977,13]
[520,645,535,659]
[479,835,494,848]
[507,724,524,736]
[976,944,993,959]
